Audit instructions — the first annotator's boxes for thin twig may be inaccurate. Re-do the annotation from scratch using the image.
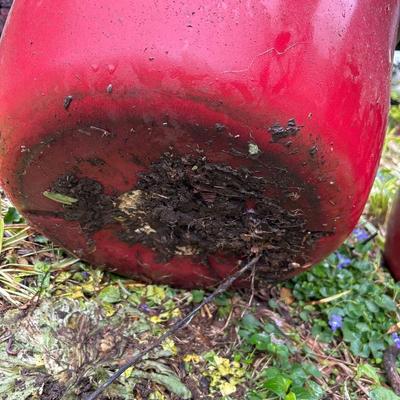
[240,262,257,319]
[85,255,260,400]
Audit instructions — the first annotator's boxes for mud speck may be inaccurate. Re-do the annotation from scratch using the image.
[268,118,302,143]
[215,123,226,133]
[63,95,73,110]
[309,145,318,157]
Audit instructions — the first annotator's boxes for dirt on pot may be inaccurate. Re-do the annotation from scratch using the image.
[50,151,330,281]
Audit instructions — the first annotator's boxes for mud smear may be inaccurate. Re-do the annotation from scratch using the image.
[50,152,330,281]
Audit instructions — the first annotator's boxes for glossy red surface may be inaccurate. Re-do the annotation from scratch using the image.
[385,191,400,281]
[0,0,399,287]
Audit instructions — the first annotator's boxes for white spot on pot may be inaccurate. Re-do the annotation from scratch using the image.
[248,142,260,155]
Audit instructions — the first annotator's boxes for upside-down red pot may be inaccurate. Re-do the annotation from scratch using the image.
[0,0,399,288]
[384,190,400,281]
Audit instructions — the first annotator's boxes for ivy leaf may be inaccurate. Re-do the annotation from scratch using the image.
[4,207,23,224]
[145,372,192,399]
[241,313,262,332]
[264,375,292,397]
[377,295,397,312]
[342,321,360,342]
[292,387,317,400]
[356,364,381,385]
[98,286,121,303]
[302,363,322,379]
[191,290,204,303]
[250,332,271,351]
[365,300,380,314]
[369,387,400,400]
[307,381,325,399]
[369,340,386,359]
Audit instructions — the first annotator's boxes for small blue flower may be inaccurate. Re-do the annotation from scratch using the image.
[336,253,351,269]
[138,303,151,314]
[392,333,400,349]
[81,271,90,280]
[353,228,369,242]
[329,314,343,332]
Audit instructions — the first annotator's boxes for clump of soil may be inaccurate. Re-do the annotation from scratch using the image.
[51,174,118,233]
[51,152,329,280]
[38,377,65,400]
[268,118,302,143]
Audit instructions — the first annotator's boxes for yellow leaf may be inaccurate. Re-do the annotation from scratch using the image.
[81,282,95,294]
[183,354,201,363]
[150,315,163,324]
[123,367,133,378]
[215,356,232,376]
[220,381,237,396]
[55,272,72,283]
[102,302,116,317]
[162,338,178,355]
[65,287,84,299]
[171,308,181,318]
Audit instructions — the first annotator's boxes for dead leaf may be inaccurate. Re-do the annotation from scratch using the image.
[280,287,294,305]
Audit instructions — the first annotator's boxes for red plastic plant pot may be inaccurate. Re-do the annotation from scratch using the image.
[384,190,400,281]
[0,1,399,288]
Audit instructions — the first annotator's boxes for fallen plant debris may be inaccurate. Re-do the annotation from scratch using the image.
[86,256,260,400]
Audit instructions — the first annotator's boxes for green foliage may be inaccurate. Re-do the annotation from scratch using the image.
[287,242,399,363]
[34,261,52,293]
[214,292,233,318]
[368,168,398,222]
[98,285,122,303]
[369,387,400,400]
[191,289,205,303]
[367,101,400,223]
[356,364,382,385]
[239,313,324,399]
[3,207,23,224]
